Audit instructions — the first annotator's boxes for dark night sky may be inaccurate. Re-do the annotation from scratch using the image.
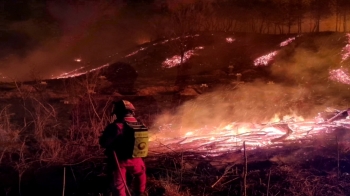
[0,0,155,81]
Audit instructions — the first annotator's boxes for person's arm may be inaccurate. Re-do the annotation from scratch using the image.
[99,123,118,148]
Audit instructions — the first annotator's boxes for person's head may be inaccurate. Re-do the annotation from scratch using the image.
[112,100,136,119]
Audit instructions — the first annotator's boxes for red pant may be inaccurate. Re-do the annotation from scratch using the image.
[112,158,146,196]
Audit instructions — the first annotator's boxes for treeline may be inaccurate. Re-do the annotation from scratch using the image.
[1,0,350,40]
[1,0,350,67]
[147,0,350,38]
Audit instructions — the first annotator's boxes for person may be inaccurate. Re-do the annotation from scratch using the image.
[99,100,148,196]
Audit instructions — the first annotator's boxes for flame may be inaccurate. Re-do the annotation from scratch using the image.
[341,33,350,62]
[329,68,350,85]
[237,126,250,135]
[52,35,201,79]
[54,34,301,79]
[54,64,109,79]
[125,50,139,57]
[226,37,235,43]
[185,132,194,136]
[254,51,278,66]
[162,50,195,68]
[254,36,297,66]
[148,111,334,156]
[280,37,295,47]
[270,113,281,122]
[162,47,204,68]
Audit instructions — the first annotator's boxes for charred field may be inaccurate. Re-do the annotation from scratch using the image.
[1,32,350,196]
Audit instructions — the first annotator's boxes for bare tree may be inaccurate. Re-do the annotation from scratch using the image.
[295,0,307,33]
[256,0,277,34]
[165,1,202,90]
[333,0,350,32]
[199,2,217,31]
[308,0,332,32]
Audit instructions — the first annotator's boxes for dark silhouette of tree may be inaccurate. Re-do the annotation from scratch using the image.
[214,1,237,32]
[308,0,332,32]
[284,0,304,34]
[163,1,202,90]
[333,0,350,32]
[267,1,286,34]
[255,0,276,34]
[199,1,217,31]
[295,0,306,33]
[235,0,261,33]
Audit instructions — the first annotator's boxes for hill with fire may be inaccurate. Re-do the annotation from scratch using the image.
[0,32,350,196]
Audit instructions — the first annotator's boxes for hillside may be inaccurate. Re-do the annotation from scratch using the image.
[0,32,350,195]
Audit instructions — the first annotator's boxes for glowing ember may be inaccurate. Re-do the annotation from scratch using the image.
[56,66,85,77]
[329,68,350,85]
[53,34,202,79]
[54,64,109,79]
[226,37,235,43]
[0,72,7,79]
[280,37,295,47]
[341,33,350,62]
[162,47,204,68]
[162,50,195,68]
[254,51,278,66]
[125,47,146,57]
[253,36,297,67]
[125,50,139,57]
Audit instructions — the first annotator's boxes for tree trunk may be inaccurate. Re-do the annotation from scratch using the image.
[336,13,339,32]
[298,17,302,33]
[344,11,347,32]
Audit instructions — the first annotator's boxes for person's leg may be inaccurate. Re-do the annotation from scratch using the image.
[112,164,127,196]
[130,158,147,195]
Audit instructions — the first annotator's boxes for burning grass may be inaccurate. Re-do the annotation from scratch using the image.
[145,136,350,196]
[0,77,349,195]
[2,31,350,194]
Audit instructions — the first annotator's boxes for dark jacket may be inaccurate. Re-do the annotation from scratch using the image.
[99,119,135,163]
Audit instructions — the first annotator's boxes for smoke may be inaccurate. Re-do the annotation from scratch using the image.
[272,34,342,84]
[270,33,350,104]
[151,33,350,139]
[152,83,306,137]
[0,1,152,82]
[152,82,348,139]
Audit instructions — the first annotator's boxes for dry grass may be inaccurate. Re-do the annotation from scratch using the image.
[0,75,111,194]
[144,137,350,196]
[0,73,350,195]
